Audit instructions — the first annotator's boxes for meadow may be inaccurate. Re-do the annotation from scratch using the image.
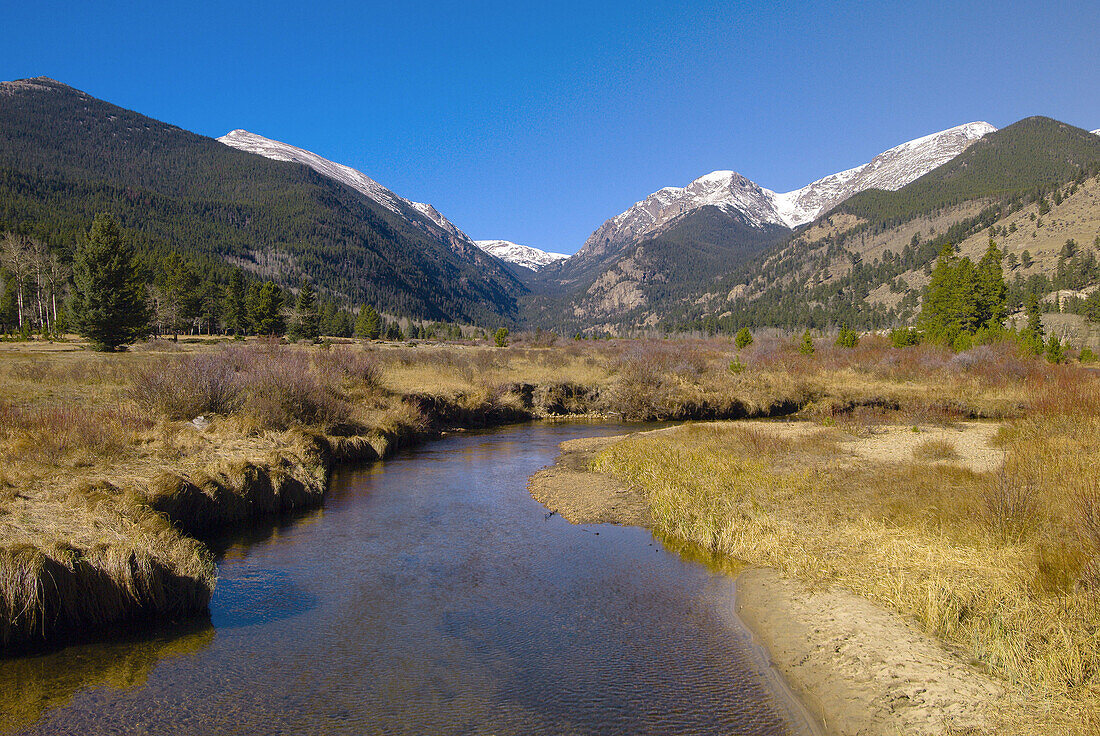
[590,353,1100,734]
[1,330,1095,735]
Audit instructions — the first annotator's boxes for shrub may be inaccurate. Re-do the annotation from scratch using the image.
[130,354,242,419]
[734,327,754,350]
[889,327,921,348]
[312,346,384,390]
[608,342,684,420]
[835,328,859,348]
[244,352,349,429]
[1080,347,1097,363]
[912,438,959,461]
[981,467,1035,543]
[728,356,746,374]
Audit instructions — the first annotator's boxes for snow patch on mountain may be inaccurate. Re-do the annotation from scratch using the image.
[575,122,996,261]
[1093,129,1100,136]
[475,240,568,271]
[770,121,996,227]
[576,170,783,265]
[218,129,472,245]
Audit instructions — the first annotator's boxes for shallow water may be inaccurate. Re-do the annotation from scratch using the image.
[4,422,808,735]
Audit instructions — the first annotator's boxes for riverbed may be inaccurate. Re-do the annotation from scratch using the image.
[3,422,813,735]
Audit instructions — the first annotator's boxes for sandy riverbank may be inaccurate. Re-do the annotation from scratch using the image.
[528,420,1009,736]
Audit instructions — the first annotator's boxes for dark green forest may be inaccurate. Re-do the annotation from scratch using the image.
[0,78,523,326]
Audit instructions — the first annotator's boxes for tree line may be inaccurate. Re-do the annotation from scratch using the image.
[0,213,470,349]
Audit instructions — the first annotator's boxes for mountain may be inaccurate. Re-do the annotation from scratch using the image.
[218,130,480,259]
[0,77,523,323]
[532,121,996,330]
[683,117,1100,334]
[1093,129,1100,136]
[771,122,996,227]
[834,117,1100,227]
[474,240,568,271]
[568,122,994,272]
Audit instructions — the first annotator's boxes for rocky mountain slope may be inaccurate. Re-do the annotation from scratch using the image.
[568,122,995,273]
[474,240,568,271]
[678,117,1100,334]
[533,122,997,330]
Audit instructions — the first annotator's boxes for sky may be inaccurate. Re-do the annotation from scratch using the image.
[3,1,1099,254]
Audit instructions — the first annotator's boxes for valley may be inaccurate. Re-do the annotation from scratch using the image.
[3,72,1100,736]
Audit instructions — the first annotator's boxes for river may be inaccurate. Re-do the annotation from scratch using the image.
[4,422,813,735]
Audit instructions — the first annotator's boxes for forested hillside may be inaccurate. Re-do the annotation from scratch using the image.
[525,206,788,332]
[654,119,1100,336]
[0,77,523,324]
[834,118,1100,230]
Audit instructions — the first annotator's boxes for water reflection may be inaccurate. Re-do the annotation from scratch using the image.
[0,620,214,734]
[7,423,807,736]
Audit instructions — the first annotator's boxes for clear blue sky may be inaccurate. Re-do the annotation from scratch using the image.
[3,1,1099,254]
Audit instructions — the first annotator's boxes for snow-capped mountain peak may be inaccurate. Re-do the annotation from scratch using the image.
[475,240,568,271]
[1093,129,1100,136]
[771,121,996,227]
[218,129,472,246]
[573,121,997,261]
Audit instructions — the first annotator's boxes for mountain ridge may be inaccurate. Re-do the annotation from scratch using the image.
[474,240,567,271]
[568,122,996,273]
[217,130,483,259]
[0,77,524,324]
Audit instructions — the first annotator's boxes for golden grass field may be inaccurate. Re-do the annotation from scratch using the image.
[591,375,1100,734]
[2,331,1097,732]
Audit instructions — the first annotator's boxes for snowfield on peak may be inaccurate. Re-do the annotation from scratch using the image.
[475,240,568,271]
[574,122,996,262]
[771,121,996,227]
[218,129,473,246]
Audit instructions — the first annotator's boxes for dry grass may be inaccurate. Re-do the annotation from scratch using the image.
[591,368,1100,734]
[913,437,960,461]
[0,333,1078,653]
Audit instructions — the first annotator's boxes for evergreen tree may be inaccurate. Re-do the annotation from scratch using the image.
[976,240,1007,328]
[950,257,981,335]
[319,302,339,337]
[158,252,202,338]
[494,327,510,347]
[330,310,353,338]
[0,274,17,333]
[224,268,248,336]
[289,279,320,341]
[918,241,1008,346]
[249,281,285,335]
[918,243,960,343]
[384,320,404,340]
[70,213,151,350]
[798,330,814,355]
[1020,293,1045,355]
[198,278,222,335]
[734,327,753,350]
[355,304,381,340]
[244,282,261,333]
[1045,334,1066,364]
